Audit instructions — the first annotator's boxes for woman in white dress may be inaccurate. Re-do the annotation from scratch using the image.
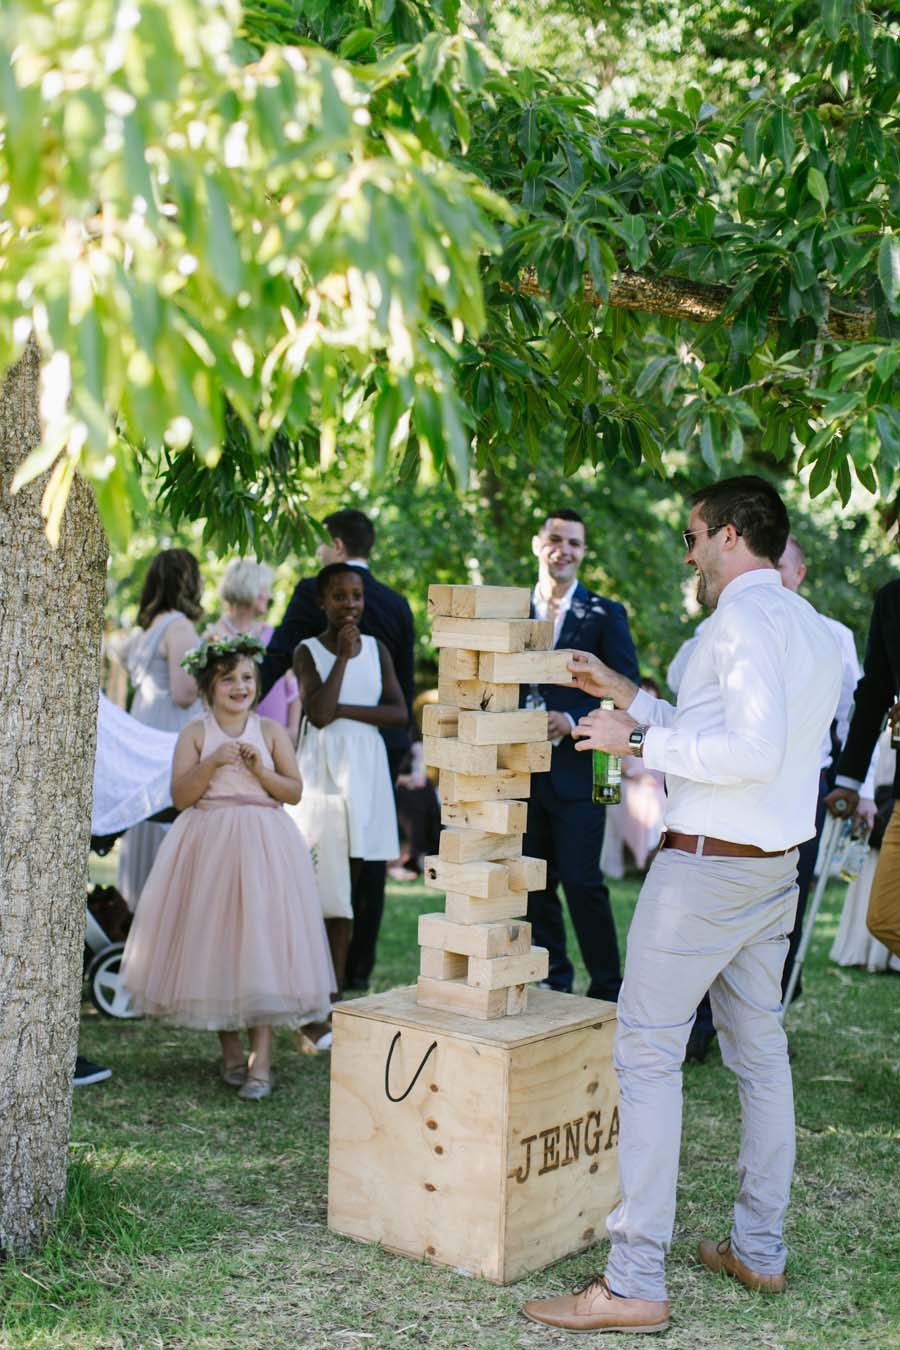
[294,564,405,997]
[831,725,900,973]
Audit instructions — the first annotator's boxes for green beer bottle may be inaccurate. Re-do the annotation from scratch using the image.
[592,698,622,805]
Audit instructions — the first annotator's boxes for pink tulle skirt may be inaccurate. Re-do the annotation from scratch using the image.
[121,801,335,1030]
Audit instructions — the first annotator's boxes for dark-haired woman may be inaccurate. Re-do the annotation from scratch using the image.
[117,548,203,908]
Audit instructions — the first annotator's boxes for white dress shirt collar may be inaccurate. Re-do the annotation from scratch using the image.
[532,578,579,646]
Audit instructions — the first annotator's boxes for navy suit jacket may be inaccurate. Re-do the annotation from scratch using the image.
[530,581,640,802]
[259,568,415,756]
[837,578,900,800]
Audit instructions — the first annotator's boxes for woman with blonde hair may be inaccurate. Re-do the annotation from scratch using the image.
[205,559,301,741]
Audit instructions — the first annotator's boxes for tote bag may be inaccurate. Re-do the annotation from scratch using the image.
[289,720,353,920]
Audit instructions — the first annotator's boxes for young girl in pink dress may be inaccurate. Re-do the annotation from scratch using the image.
[121,635,334,1100]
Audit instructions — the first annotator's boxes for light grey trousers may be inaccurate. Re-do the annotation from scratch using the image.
[605,845,799,1302]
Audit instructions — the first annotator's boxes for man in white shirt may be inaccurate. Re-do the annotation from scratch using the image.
[523,477,841,1336]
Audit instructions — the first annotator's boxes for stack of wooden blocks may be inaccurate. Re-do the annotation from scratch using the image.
[418,584,573,1020]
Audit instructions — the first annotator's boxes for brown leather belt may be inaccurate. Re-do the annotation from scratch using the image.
[660,830,797,859]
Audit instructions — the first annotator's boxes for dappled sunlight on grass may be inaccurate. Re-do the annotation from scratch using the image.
[3,876,897,1347]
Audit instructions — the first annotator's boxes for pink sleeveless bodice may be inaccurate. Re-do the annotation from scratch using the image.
[200,712,278,806]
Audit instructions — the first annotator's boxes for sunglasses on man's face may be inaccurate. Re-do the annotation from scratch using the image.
[682,524,722,552]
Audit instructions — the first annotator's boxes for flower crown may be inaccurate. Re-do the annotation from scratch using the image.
[181,633,266,677]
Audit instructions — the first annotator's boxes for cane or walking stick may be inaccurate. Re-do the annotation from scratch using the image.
[780,812,846,1022]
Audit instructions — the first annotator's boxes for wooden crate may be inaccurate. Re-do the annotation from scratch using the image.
[328,985,619,1284]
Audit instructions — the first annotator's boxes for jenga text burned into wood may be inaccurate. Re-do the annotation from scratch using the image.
[419,583,575,1020]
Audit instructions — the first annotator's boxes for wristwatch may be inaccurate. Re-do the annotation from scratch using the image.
[628,725,647,755]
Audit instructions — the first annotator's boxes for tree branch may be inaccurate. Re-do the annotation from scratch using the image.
[506,267,873,342]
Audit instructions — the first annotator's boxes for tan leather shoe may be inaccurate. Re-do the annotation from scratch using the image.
[522,1274,670,1334]
[697,1238,786,1293]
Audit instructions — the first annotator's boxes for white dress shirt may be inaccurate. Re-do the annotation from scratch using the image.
[532,578,579,646]
[629,570,842,850]
[531,579,579,734]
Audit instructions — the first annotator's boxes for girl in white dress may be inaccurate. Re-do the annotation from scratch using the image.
[294,564,405,1000]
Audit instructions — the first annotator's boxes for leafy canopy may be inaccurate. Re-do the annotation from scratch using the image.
[0,0,506,547]
[0,0,898,554]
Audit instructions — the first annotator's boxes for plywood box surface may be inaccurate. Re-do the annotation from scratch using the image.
[329,986,619,1284]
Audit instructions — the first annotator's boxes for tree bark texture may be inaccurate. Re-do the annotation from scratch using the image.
[508,267,873,342]
[0,342,108,1256]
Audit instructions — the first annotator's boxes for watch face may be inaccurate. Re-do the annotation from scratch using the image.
[629,727,645,747]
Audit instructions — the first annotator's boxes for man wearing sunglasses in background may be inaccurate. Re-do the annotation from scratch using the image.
[523,476,842,1337]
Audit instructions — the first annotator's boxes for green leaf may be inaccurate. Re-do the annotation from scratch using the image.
[339,28,377,59]
[772,108,795,167]
[699,416,719,473]
[635,358,672,399]
[875,347,900,384]
[205,176,242,297]
[878,234,900,314]
[808,446,834,496]
[820,0,844,42]
[806,166,829,210]
[684,86,702,120]
[742,113,761,167]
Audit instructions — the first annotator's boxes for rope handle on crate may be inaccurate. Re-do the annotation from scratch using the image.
[384,1031,437,1103]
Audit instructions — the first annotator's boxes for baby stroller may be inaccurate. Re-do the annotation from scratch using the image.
[86,694,179,1018]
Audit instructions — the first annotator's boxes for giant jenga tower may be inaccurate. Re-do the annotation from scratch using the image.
[327,583,620,1285]
[417,583,573,1019]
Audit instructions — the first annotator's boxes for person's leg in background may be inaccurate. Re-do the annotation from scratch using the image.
[524,779,573,992]
[685,991,716,1063]
[345,747,405,990]
[547,792,621,1002]
[866,807,900,957]
[781,770,828,1002]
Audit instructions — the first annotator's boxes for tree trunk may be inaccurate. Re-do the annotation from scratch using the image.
[0,343,108,1256]
[508,267,873,342]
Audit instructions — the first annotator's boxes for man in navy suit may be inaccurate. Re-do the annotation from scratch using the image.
[524,510,640,1002]
[259,509,414,989]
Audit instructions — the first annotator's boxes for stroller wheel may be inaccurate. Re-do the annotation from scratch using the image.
[88,945,140,1020]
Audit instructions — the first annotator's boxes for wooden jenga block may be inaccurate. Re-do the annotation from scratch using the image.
[441,799,529,834]
[506,983,529,1015]
[497,741,553,773]
[439,828,524,864]
[478,650,575,684]
[467,947,549,991]
[438,648,480,681]
[416,976,511,1020]
[432,617,553,654]
[457,709,548,746]
[428,585,531,620]
[444,893,528,924]
[422,737,497,775]
[421,704,459,738]
[419,947,469,981]
[438,769,531,803]
[438,678,520,713]
[505,855,548,891]
[424,856,512,898]
[418,912,532,958]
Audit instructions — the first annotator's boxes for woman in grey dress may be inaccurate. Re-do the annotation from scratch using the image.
[117,549,203,907]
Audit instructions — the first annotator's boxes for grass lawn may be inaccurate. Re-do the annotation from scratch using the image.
[2,863,898,1349]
